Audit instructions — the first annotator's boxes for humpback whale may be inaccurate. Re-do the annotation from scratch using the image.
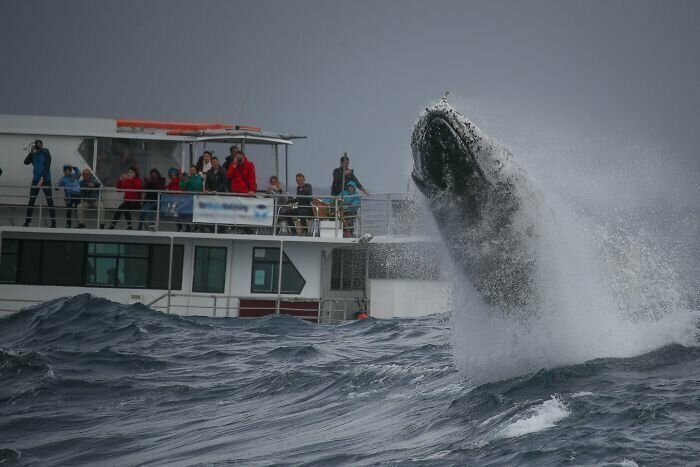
[411,98,543,313]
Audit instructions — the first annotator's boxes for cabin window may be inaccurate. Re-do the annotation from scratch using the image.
[0,240,19,283]
[40,241,85,286]
[250,248,306,294]
[0,239,184,290]
[193,246,227,293]
[86,243,149,288]
[95,138,180,187]
[18,240,42,285]
[330,248,366,291]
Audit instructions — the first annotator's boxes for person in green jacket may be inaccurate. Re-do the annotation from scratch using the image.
[180,165,203,192]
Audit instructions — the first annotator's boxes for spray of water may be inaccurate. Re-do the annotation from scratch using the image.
[431,101,700,385]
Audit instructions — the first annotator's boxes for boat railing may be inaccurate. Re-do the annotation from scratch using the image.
[145,293,362,324]
[0,294,364,323]
[0,184,426,238]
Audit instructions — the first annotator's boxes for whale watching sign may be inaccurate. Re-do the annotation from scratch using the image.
[192,195,274,226]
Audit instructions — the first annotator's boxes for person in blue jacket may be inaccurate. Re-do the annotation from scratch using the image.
[56,164,81,228]
[339,180,362,237]
[23,140,56,227]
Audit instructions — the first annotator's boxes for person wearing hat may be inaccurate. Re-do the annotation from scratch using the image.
[222,145,240,172]
[331,153,368,196]
[23,139,57,227]
[56,164,81,228]
[339,180,362,237]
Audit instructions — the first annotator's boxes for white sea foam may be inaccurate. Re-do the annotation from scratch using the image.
[496,395,570,439]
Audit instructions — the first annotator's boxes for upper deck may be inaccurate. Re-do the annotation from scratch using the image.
[0,113,433,241]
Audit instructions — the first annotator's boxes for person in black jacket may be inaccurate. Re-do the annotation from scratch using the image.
[281,173,313,235]
[138,169,165,230]
[204,157,228,193]
[331,154,368,196]
[23,140,57,227]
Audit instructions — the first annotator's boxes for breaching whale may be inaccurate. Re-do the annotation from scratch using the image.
[411,98,543,313]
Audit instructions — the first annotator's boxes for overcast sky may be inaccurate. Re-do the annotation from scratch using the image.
[1,0,698,198]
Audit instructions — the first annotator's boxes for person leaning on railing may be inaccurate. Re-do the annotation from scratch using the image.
[226,150,257,196]
[76,169,106,229]
[204,157,228,193]
[138,168,165,231]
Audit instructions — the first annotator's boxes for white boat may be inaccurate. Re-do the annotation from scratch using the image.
[0,115,450,322]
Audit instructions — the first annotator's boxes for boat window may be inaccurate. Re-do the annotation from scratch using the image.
[193,246,227,293]
[18,240,41,285]
[149,245,184,290]
[40,241,84,286]
[95,138,180,187]
[0,239,19,283]
[330,248,366,291]
[78,138,96,170]
[0,240,184,290]
[250,247,306,294]
[86,242,149,288]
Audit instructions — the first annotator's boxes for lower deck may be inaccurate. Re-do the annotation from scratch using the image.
[0,228,447,322]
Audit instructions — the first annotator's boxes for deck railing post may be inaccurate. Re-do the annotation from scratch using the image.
[334,197,339,238]
[155,191,161,231]
[96,189,102,228]
[166,236,174,313]
[38,186,43,226]
[276,240,284,315]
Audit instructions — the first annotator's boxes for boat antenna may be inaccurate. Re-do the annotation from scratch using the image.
[235,82,253,124]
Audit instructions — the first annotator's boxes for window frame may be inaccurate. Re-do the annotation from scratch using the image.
[250,247,306,295]
[192,245,228,294]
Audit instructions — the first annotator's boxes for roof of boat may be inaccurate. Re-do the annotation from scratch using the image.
[0,114,303,145]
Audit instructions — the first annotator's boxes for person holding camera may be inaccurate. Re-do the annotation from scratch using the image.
[109,166,143,229]
[331,153,368,196]
[23,139,57,227]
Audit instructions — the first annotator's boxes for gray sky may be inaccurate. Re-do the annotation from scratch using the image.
[1,0,698,197]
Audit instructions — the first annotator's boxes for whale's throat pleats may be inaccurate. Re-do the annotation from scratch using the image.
[423,117,480,196]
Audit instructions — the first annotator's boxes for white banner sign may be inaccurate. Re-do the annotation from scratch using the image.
[192,195,275,226]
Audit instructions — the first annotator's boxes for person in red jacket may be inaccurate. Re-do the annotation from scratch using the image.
[226,150,257,195]
[166,167,182,191]
[109,166,143,229]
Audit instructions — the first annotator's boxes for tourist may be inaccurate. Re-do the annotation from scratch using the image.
[166,167,182,191]
[196,150,213,175]
[180,165,203,192]
[76,169,106,229]
[282,173,313,235]
[331,153,368,196]
[226,150,257,195]
[56,164,81,228]
[138,168,165,230]
[266,175,284,196]
[204,157,227,193]
[339,180,362,237]
[110,166,143,229]
[166,167,184,232]
[23,139,57,228]
[222,145,239,172]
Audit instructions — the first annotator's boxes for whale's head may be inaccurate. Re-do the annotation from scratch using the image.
[411,100,491,201]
